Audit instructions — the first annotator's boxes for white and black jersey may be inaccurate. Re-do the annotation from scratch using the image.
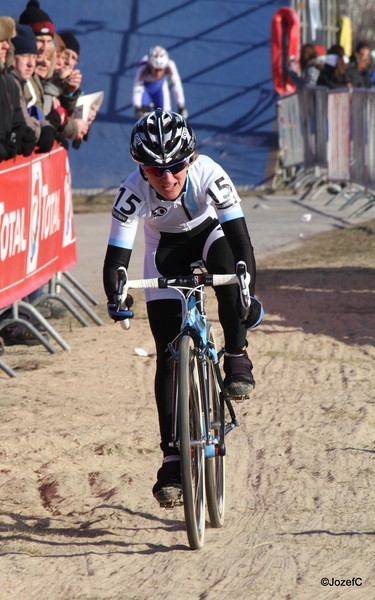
[104,155,255,302]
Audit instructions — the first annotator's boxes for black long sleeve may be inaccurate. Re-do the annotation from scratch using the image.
[221,216,256,295]
[103,244,132,302]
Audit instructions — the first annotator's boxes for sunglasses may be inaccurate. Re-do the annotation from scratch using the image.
[142,160,188,178]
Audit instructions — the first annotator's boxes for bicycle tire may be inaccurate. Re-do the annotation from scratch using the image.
[205,325,226,528]
[177,333,205,550]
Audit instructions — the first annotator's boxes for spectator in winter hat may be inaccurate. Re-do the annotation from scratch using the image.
[57,31,82,97]
[51,30,91,143]
[10,23,57,153]
[19,0,54,61]
[0,16,37,163]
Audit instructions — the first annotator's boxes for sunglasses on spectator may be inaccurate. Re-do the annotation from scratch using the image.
[142,160,188,178]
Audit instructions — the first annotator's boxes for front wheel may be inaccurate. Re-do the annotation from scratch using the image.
[205,325,226,528]
[177,334,205,550]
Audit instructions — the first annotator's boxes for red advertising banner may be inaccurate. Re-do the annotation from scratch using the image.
[0,144,77,309]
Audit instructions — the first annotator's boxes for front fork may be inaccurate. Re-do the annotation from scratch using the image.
[199,346,239,458]
[168,339,239,456]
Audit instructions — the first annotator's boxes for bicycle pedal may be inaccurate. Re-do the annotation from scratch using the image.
[233,394,251,403]
[158,499,183,509]
[224,392,251,403]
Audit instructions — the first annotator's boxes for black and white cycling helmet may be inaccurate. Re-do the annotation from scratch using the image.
[148,45,169,70]
[130,108,196,166]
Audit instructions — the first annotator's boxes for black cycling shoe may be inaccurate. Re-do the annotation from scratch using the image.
[152,458,182,507]
[223,352,255,401]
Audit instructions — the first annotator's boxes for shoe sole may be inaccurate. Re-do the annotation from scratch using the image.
[225,382,255,401]
[154,485,183,508]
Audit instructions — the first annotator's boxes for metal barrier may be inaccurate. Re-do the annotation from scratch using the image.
[327,89,351,183]
[299,86,327,170]
[274,87,375,216]
[276,92,304,169]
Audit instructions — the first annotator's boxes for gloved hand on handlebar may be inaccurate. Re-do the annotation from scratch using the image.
[107,294,134,322]
[237,296,264,330]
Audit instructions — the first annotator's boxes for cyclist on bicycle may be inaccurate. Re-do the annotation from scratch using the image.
[103,109,263,505]
[132,46,187,120]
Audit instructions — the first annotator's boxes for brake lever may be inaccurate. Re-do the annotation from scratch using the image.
[236,261,251,310]
[116,267,128,311]
[115,267,131,330]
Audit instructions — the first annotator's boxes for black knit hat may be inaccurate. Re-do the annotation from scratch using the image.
[12,23,38,55]
[59,31,80,57]
[19,1,54,37]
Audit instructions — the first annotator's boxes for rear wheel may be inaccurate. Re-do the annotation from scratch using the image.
[178,334,205,550]
[205,325,225,528]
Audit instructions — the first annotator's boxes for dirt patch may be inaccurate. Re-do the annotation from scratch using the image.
[0,218,374,599]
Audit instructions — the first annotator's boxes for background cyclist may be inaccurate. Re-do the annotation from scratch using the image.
[103,109,263,506]
[132,45,187,120]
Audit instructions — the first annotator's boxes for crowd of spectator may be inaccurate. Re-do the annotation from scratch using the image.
[288,39,375,91]
[0,1,97,353]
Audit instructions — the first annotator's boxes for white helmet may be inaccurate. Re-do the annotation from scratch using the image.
[148,45,169,70]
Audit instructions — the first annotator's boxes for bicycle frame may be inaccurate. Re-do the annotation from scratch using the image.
[167,279,238,460]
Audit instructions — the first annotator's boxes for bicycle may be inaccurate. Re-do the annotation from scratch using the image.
[115,261,251,550]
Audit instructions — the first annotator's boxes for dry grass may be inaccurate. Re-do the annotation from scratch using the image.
[258,218,375,270]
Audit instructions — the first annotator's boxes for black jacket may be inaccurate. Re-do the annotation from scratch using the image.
[316,65,350,89]
[0,72,26,160]
[346,56,372,88]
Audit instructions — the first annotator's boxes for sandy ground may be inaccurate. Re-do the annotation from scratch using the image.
[1,225,375,599]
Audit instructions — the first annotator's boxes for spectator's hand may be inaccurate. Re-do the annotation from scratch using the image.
[64,69,82,94]
[51,96,61,109]
[14,126,37,157]
[55,132,69,150]
[177,105,188,118]
[35,125,55,153]
[87,108,98,124]
[135,105,151,120]
[45,109,62,130]
[237,296,264,330]
[46,107,69,128]
[0,138,17,162]
[74,118,89,140]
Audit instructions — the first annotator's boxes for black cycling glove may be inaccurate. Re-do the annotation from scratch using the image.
[14,126,36,156]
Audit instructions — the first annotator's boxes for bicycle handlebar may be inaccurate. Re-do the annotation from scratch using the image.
[124,273,238,290]
[114,263,251,329]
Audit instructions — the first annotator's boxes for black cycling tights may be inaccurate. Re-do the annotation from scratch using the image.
[146,233,247,456]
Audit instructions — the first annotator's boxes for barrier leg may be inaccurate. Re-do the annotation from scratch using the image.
[300,174,328,201]
[324,183,351,205]
[350,193,375,218]
[63,271,100,306]
[53,280,104,326]
[18,301,71,351]
[0,303,57,354]
[0,359,18,378]
[309,182,329,202]
[338,187,367,210]
[32,276,93,327]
